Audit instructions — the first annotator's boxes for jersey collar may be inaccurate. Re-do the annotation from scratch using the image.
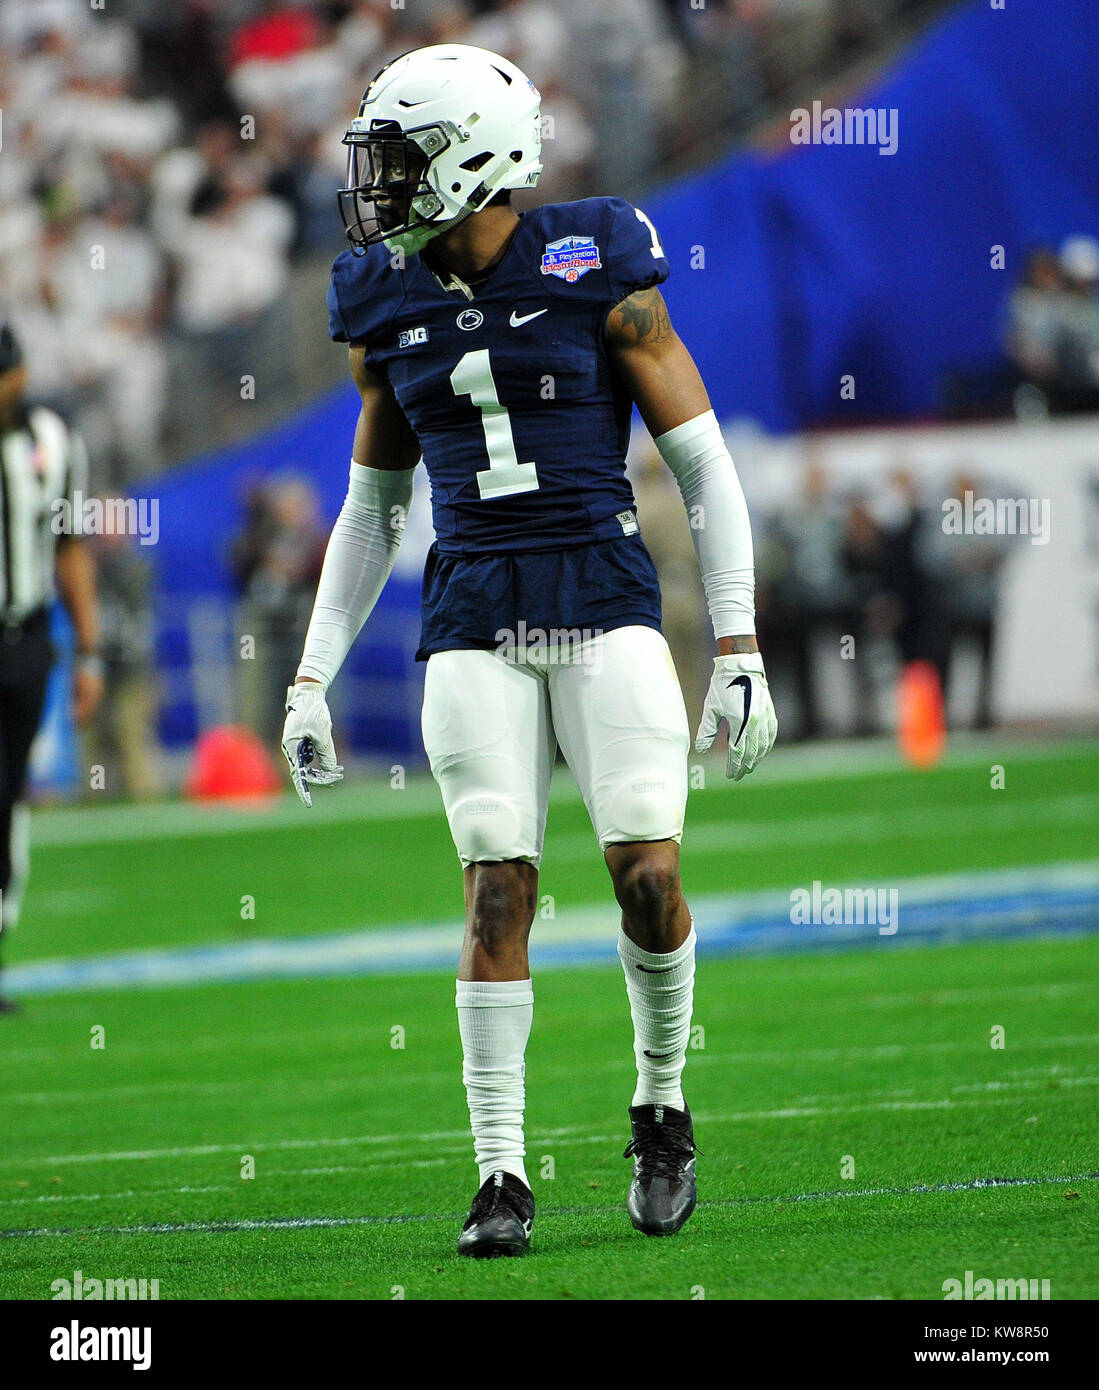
[416,210,536,302]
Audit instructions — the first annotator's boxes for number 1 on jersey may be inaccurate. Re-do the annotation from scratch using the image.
[635,207,665,261]
[450,349,539,500]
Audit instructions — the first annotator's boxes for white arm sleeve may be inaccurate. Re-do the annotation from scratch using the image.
[654,409,755,638]
[295,461,414,689]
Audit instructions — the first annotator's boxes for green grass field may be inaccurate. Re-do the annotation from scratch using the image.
[1,738,1097,1300]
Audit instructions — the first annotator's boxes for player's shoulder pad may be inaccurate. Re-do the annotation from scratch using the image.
[531,196,669,306]
[328,243,406,346]
[544,193,666,304]
[602,196,670,305]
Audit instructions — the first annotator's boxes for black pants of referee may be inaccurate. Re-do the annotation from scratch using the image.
[0,608,53,953]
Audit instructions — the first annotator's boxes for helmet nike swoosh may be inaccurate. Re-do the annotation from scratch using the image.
[727,674,752,746]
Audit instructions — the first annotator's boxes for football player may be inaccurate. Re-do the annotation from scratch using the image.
[282,44,777,1257]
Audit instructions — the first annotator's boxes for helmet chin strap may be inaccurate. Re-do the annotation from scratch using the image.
[383,201,475,258]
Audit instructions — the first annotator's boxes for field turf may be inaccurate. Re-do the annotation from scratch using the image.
[0,738,1096,1300]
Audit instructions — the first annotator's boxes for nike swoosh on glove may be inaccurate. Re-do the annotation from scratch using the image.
[282,683,344,807]
[695,654,778,782]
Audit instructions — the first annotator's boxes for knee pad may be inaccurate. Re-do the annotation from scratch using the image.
[602,769,685,846]
[448,794,526,864]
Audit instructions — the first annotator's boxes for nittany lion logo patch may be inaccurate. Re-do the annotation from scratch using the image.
[540,235,602,283]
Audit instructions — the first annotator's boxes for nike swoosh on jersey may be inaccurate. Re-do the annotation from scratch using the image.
[509,308,549,327]
[727,674,752,747]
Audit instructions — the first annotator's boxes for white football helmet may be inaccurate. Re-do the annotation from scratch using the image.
[338,44,543,257]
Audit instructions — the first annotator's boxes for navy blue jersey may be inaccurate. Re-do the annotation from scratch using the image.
[327,196,670,656]
[418,532,663,661]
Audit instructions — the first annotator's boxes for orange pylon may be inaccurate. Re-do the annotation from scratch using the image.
[897,660,946,768]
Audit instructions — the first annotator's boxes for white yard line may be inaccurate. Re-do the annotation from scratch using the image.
[4,1079,1098,1209]
[6,1073,1096,1170]
[3,1171,1096,1240]
[4,1039,1097,1109]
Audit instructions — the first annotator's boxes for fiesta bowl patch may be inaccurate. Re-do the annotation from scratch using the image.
[540,235,602,282]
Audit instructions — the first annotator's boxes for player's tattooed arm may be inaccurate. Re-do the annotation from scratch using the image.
[604,286,675,348]
[610,291,761,656]
[349,346,420,471]
[604,287,712,438]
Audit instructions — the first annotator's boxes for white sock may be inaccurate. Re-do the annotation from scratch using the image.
[456,978,533,1188]
[617,925,696,1110]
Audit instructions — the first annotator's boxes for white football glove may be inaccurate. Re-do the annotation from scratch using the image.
[695,653,778,782]
[281,683,344,807]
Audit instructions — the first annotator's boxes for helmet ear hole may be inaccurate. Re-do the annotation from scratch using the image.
[451,182,461,192]
[509,150,523,162]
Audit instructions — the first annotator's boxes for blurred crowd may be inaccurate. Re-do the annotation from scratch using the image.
[1003,236,1099,417]
[754,463,1018,738]
[949,234,1099,421]
[0,0,945,485]
[229,475,326,745]
[79,451,1021,801]
[81,521,163,800]
[74,471,325,797]
[636,453,1019,739]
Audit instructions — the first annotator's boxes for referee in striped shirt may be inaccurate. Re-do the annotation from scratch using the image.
[0,324,103,1012]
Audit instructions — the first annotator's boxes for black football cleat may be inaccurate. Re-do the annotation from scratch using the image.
[457,1170,535,1258]
[623,1102,699,1236]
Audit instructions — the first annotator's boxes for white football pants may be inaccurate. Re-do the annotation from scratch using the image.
[421,625,690,866]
